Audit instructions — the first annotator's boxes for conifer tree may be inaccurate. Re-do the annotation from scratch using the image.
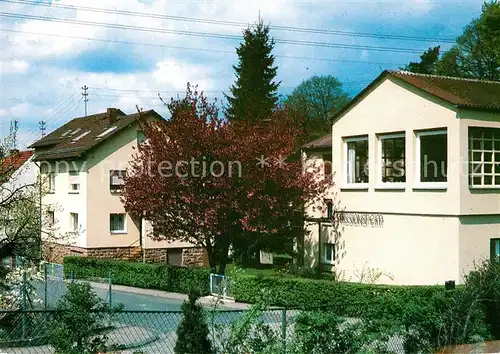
[174,288,214,354]
[225,18,280,121]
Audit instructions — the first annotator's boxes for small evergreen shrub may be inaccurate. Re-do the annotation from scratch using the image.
[174,288,214,354]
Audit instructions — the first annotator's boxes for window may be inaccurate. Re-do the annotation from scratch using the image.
[70,213,79,232]
[379,133,406,183]
[167,248,183,266]
[416,130,447,183]
[469,127,500,187]
[69,171,79,193]
[345,136,369,184]
[323,243,335,264]
[323,199,333,219]
[48,173,55,193]
[47,211,55,227]
[323,154,332,176]
[110,213,126,233]
[110,170,126,192]
[491,239,500,261]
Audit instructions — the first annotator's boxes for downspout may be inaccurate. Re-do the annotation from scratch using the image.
[35,161,43,261]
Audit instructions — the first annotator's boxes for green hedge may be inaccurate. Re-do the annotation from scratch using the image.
[63,257,211,295]
[233,274,445,318]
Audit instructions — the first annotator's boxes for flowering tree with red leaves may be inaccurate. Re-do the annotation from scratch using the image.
[122,85,331,274]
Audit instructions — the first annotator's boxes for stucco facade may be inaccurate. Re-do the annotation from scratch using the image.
[305,73,500,285]
[37,110,205,266]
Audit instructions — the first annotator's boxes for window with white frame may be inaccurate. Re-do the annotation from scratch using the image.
[70,213,79,232]
[110,170,126,192]
[379,133,406,183]
[48,173,55,193]
[345,136,369,184]
[469,127,500,187]
[110,213,126,233]
[323,243,335,264]
[416,130,447,183]
[68,171,79,193]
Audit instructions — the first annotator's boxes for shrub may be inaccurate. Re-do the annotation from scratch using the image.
[49,282,122,354]
[175,288,214,354]
[292,311,388,354]
[232,274,443,318]
[63,257,210,295]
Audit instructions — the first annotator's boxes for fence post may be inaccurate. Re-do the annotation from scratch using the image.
[21,271,27,341]
[44,263,48,309]
[281,307,287,353]
[108,270,113,328]
[108,270,112,308]
[70,271,74,283]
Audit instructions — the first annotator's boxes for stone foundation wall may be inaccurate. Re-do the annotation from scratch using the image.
[42,242,86,264]
[42,242,207,267]
[143,248,168,264]
[182,247,208,267]
[86,247,132,259]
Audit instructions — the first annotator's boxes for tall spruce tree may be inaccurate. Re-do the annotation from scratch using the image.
[225,18,280,121]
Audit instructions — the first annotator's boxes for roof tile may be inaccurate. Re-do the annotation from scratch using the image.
[30,108,163,161]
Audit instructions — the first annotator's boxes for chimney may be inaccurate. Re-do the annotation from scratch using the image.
[107,108,119,124]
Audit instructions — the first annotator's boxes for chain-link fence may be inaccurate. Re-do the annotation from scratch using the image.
[0,306,407,354]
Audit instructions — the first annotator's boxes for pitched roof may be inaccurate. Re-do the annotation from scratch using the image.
[302,134,332,150]
[29,109,163,161]
[390,71,500,110]
[332,70,500,122]
[0,150,34,180]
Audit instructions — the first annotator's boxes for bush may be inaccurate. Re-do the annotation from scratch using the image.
[233,274,443,318]
[292,311,388,354]
[233,264,499,352]
[49,282,121,354]
[63,257,210,295]
[175,288,214,354]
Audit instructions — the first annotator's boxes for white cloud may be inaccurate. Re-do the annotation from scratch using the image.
[0,60,30,74]
[153,59,214,90]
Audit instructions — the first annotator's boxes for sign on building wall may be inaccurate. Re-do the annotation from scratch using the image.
[339,212,384,228]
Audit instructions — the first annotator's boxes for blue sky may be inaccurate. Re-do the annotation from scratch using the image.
[0,0,486,148]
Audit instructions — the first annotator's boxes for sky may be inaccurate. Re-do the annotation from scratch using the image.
[0,0,486,149]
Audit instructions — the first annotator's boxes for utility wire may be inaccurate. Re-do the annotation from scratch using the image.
[1,0,457,43]
[0,12,428,53]
[0,28,405,66]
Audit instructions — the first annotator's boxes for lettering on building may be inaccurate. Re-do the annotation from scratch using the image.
[339,212,384,228]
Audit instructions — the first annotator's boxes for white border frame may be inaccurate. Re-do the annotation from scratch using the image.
[110,213,127,234]
[377,132,406,189]
[415,129,448,189]
[343,135,369,188]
